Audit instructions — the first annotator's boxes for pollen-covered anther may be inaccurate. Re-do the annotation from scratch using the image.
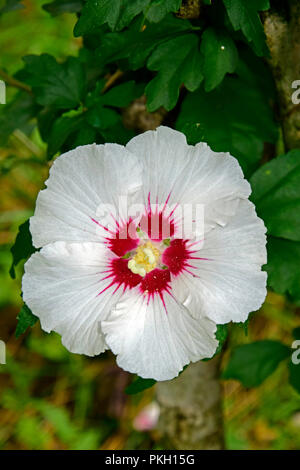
[127,241,160,277]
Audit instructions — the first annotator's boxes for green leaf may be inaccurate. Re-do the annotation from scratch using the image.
[15,304,38,338]
[42,0,83,16]
[250,150,300,242]
[265,237,300,304]
[85,80,143,131]
[223,0,270,56]
[47,113,85,158]
[9,219,36,279]
[125,376,156,395]
[0,91,38,145]
[17,54,86,109]
[101,123,135,145]
[201,27,238,91]
[70,123,98,148]
[293,328,300,340]
[215,324,228,355]
[237,318,249,336]
[85,105,120,129]
[177,61,277,175]
[289,361,300,394]
[145,0,181,23]
[74,0,149,36]
[203,324,229,361]
[97,15,192,70]
[146,34,203,111]
[222,340,290,387]
[99,81,143,108]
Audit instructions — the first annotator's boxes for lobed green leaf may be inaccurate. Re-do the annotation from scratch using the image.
[17,54,86,109]
[251,150,300,242]
[223,0,270,56]
[201,27,238,92]
[222,340,291,387]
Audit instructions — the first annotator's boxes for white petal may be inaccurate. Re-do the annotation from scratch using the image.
[101,290,218,381]
[22,241,122,356]
[171,200,267,324]
[30,143,143,248]
[126,126,251,232]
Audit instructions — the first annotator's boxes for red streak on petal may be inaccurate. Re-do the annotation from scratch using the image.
[162,239,192,276]
[111,258,141,290]
[91,217,115,235]
[107,220,139,257]
[139,193,175,241]
[139,268,171,298]
[139,211,175,241]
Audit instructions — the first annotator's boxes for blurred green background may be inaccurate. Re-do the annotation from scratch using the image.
[0,0,300,450]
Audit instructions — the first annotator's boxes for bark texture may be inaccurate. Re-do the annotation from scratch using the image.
[264,0,300,150]
[177,0,202,19]
[156,357,224,450]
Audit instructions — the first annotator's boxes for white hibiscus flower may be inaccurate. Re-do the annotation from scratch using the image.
[22,126,267,381]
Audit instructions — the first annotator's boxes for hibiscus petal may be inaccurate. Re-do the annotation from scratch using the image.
[171,200,267,324]
[101,290,218,381]
[126,126,251,233]
[30,143,143,248]
[22,241,122,356]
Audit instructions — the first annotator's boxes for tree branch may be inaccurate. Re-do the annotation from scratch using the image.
[156,357,224,450]
[0,69,31,94]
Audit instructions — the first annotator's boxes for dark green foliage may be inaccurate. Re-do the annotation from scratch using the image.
[146,33,203,111]
[177,51,278,175]
[47,113,86,158]
[145,0,181,23]
[215,324,229,355]
[264,238,300,304]
[98,80,144,107]
[74,0,149,35]
[125,377,156,395]
[45,79,142,158]
[251,150,300,303]
[97,15,192,70]
[0,92,38,145]
[251,150,300,242]
[201,27,238,91]
[289,361,300,394]
[222,340,291,387]
[223,0,270,56]
[15,304,38,338]
[17,54,86,109]
[10,219,36,279]
[74,0,182,36]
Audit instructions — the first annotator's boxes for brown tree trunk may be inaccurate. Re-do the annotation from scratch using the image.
[264,0,300,150]
[155,357,224,450]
